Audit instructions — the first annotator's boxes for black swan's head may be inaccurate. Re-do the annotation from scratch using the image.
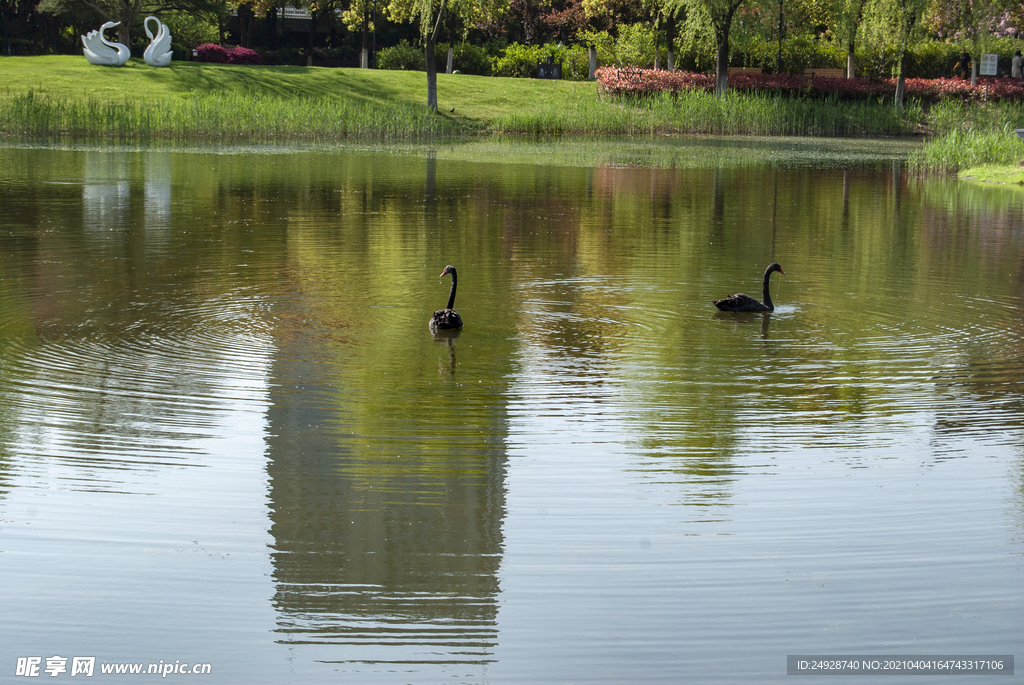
[767,263,785,275]
[439,265,457,280]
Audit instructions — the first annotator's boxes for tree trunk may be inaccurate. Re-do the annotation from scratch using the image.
[713,0,742,96]
[116,0,141,46]
[665,13,676,71]
[776,0,783,74]
[589,45,597,79]
[306,10,318,60]
[426,36,438,111]
[237,4,254,49]
[846,40,855,78]
[425,0,446,111]
[715,30,729,98]
[446,44,453,73]
[894,51,906,109]
[267,7,277,50]
[361,9,369,68]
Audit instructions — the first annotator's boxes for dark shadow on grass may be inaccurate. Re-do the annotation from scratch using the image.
[135,63,426,108]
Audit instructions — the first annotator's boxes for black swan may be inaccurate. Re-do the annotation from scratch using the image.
[714,263,785,312]
[429,265,464,331]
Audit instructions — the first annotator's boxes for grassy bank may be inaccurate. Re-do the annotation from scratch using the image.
[957,164,1024,184]
[908,99,1024,173]
[2,55,924,142]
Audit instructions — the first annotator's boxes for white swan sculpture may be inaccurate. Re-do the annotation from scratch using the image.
[82,21,131,66]
[143,16,173,67]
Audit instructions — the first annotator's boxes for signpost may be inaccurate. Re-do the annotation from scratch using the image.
[980,53,998,76]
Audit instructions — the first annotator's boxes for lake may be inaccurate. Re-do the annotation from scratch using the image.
[0,139,1021,683]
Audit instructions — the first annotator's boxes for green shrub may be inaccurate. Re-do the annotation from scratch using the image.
[435,42,492,75]
[259,48,307,66]
[378,40,424,71]
[491,43,550,78]
[562,45,592,80]
[159,11,219,50]
[616,24,657,67]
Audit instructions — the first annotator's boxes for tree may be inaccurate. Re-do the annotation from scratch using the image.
[541,0,589,44]
[926,0,1016,83]
[40,0,222,44]
[304,0,344,57]
[685,0,747,96]
[883,0,928,107]
[658,3,684,70]
[832,0,871,77]
[339,0,374,67]
[387,0,506,111]
[583,0,686,70]
[508,0,543,42]
[3,0,67,54]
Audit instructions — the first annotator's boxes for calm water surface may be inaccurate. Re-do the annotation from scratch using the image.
[1,140,1022,683]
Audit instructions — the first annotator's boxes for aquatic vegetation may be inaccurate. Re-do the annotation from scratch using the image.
[909,126,1024,172]
[0,90,466,142]
[908,99,1024,172]
[492,89,921,137]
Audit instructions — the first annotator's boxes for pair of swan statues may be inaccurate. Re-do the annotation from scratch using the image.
[429,262,786,332]
[82,17,172,67]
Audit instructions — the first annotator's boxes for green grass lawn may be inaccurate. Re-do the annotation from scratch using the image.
[0,55,592,128]
[1,55,928,142]
[957,163,1024,184]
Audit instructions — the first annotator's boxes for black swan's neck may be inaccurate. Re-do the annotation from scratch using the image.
[761,268,775,311]
[446,269,458,310]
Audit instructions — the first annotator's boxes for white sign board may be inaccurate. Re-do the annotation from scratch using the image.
[980,53,998,76]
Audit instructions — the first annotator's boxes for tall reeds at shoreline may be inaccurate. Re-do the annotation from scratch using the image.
[492,90,921,137]
[0,90,468,143]
[2,87,924,144]
[909,127,1024,172]
[908,99,1024,172]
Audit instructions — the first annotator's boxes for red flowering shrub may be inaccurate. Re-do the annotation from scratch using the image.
[595,66,714,96]
[195,43,230,64]
[595,66,1024,103]
[228,47,262,65]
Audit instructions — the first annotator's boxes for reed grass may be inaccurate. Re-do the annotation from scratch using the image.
[491,90,923,137]
[908,126,1024,172]
[908,99,1024,172]
[0,90,468,143]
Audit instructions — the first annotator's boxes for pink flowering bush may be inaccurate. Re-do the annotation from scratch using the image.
[194,43,230,64]
[595,66,1024,103]
[228,47,262,65]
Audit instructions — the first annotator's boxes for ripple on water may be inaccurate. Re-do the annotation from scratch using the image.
[0,292,274,491]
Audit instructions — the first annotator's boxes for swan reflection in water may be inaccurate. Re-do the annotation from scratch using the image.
[432,329,460,375]
[713,309,774,338]
[82,21,131,66]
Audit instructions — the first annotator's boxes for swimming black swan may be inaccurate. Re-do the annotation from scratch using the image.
[429,265,464,331]
[714,263,785,312]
